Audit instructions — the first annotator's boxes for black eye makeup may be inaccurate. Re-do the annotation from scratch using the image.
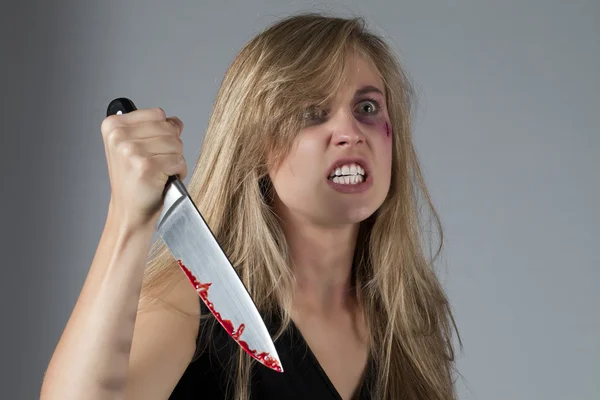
[301,95,386,127]
[302,106,329,125]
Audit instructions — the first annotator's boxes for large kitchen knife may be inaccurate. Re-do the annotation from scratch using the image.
[106,98,283,372]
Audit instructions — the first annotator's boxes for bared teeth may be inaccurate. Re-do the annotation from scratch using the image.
[329,163,366,179]
[332,174,364,185]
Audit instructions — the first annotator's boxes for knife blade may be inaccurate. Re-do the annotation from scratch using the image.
[106,98,283,372]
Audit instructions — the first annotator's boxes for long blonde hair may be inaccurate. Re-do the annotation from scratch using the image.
[143,12,460,400]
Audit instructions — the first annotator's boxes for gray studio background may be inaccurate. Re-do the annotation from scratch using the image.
[1,0,598,399]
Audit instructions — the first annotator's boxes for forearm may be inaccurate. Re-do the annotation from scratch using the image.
[41,207,157,399]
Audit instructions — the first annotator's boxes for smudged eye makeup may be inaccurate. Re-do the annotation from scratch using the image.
[303,106,329,124]
[354,98,391,138]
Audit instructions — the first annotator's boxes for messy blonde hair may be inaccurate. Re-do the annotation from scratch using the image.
[143,12,460,400]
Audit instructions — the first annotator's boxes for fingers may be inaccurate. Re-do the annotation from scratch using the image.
[101,108,184,139]
[146,153,188,182]
[102,107,166,131]
[117,136,184,159]
[100,105,189,225]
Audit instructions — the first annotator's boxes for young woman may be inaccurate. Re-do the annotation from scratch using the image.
[41,12,460,400]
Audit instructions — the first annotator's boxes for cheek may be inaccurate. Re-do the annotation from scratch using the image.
[380,120,394,141]
[380,123,393,171]
[368,119,393,178]
[357,116,392,140]
[270,139,322,196]
[382,121,391,139]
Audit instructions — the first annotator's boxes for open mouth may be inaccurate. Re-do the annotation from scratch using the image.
[328,163,368,185]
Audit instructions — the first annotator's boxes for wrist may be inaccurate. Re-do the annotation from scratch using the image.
[106,198,160,234]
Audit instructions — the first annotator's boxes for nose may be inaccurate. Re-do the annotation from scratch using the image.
[329,110,366,148]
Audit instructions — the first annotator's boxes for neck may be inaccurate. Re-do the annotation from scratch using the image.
[276,204,360,315]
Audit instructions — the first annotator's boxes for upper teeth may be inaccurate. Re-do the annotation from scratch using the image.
[329,163,367,184]
[329,163,365,178]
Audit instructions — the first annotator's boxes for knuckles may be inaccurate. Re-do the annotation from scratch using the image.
[150,107,167,120]
[131,154,153,177]
[100,115,122,138]
[117,140,138,157]
[100,108,184,183]
[173,136,184,153]
[104,127,127,148]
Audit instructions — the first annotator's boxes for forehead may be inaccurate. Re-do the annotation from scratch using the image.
[341,53,384,94]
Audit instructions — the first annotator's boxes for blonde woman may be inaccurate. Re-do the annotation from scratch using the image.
[41,12,460,400]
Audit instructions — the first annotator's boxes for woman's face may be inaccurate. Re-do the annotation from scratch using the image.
[269,55,393,227]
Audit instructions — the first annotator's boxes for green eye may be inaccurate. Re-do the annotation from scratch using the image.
[355,100,380,115]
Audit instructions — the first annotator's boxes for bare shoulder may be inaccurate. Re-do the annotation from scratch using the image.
[125,261,201,399]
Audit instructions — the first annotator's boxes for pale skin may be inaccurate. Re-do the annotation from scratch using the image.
[40,55,391,400]
[270,54,392,398]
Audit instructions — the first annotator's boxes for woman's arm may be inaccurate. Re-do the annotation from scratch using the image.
[40,206,200,400]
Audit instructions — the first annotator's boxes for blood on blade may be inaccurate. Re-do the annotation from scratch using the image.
[177,260,283,372]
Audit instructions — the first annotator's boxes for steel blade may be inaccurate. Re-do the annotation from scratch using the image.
[156,180,283,372]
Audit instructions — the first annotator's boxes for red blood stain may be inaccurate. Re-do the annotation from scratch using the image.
[385,121,391,137]
[177,259,283,372]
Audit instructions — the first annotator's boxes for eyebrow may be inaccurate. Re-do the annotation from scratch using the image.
[354,85,384,98]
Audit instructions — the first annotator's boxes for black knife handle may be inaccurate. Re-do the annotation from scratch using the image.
[106,97,138,116]
[106,97,178,190]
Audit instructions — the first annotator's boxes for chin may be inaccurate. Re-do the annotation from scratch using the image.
[326,205,379,226]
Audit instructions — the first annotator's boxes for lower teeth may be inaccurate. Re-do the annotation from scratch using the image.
[331,175,364,185]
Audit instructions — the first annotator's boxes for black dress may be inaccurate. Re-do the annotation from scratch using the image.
[170,300,373,399]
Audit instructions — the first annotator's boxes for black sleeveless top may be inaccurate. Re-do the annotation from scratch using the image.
[170,300,374,399]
